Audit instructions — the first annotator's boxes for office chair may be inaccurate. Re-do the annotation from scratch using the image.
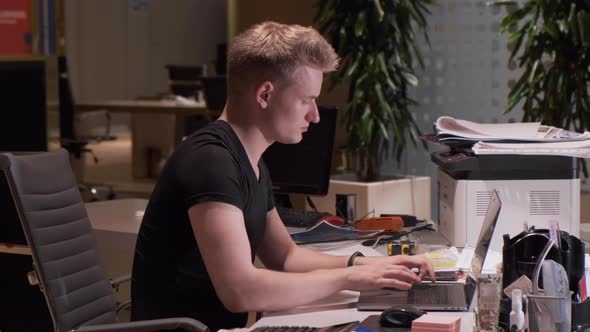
[59,56,115,144]
[58,56,120,202]
[0,149,209,332]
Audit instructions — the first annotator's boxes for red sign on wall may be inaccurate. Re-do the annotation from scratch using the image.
[0,0,31,55]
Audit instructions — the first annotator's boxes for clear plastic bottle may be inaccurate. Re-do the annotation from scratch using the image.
[510,288,525,331]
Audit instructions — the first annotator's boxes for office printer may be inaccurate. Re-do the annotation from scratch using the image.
[432,150,580,253]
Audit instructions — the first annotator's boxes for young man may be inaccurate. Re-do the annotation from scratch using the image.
[131,21,435,330]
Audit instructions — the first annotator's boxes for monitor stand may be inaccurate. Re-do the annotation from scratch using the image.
[274,193,322,214]
[274,194,332,228]
[273,193,293,208]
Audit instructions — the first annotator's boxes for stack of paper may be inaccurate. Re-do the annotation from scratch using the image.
[435,116,590,157]
[472,140,590,158]
[435,116,590,143]
[289,221,379,245]
[411,314,461,332]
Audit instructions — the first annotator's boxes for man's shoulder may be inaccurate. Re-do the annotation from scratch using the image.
[181,121,237,152]
[188,120,232,140]
[167,126,238,175]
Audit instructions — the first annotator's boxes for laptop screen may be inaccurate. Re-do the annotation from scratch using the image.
[470,189,502,275]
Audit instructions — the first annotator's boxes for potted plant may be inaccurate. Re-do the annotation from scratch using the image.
[492,1,590,173]
[315,0,434,182]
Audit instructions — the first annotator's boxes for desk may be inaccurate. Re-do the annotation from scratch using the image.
[84,200,477,331]
[252,242,475,331]
[77,99,219,178]
[251,291,475,331]
[77,99,210,116]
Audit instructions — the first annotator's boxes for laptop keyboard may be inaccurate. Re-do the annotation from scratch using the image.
[410,284,452,304]
[252,326,315,332]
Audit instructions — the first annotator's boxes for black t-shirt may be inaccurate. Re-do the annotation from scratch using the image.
[131,120,275,330]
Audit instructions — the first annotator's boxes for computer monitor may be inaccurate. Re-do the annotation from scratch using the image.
[262,106,337,196]
[0,60,47,152]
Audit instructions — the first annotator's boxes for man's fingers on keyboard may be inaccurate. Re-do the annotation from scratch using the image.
[384,267,421,285]
[379,278,412,290]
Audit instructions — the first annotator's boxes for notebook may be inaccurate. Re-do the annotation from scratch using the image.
[357,189,502,311]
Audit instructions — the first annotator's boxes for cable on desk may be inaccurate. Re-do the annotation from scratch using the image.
[361,223,435,247]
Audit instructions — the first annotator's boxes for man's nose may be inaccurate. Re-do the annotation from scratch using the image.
[306,103,320,123]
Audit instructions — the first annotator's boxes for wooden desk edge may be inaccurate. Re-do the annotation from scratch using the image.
[0,243,32,255]
[76,101,219,117]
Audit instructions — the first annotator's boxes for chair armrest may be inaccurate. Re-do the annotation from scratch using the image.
[115,300,131,314]
[109,274,131,314]
[73,317,209,332]
[110,274,131,288]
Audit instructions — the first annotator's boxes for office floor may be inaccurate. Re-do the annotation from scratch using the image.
[82,128,156,199]
[82,131,131,181]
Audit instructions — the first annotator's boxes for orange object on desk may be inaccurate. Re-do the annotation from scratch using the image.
[411,314,461,332]
[354,216,404,231]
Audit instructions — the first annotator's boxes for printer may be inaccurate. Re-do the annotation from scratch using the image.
[432,150,580,253]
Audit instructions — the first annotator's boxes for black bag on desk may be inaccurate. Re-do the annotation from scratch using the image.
[499,229,586,330]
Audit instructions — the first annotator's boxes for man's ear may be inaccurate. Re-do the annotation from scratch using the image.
[256,81,274,109]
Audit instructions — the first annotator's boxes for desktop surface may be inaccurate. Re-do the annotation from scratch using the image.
[255,227,479,331]
[252,302,474,332]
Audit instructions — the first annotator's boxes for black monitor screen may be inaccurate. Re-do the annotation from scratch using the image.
[0,60,47,152]
[263,106,337,196]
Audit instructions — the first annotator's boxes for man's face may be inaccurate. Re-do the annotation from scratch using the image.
[265,65,323,144]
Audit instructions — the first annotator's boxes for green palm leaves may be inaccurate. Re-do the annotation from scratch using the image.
[315,0,434,180]
[494,1,590,134]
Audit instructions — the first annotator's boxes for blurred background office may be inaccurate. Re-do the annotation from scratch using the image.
[3,1,590,331]
[0,0,524,212]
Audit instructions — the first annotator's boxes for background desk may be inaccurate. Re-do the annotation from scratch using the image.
[86,198,147,304]
[77,99,218,178]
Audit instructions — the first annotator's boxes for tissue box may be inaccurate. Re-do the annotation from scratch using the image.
[411,314,461,332]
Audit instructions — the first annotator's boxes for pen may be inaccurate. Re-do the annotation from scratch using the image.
[549,220,561,249]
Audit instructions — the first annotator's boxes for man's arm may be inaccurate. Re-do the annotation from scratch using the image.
[189,202,422,313]
[256,208,351,272]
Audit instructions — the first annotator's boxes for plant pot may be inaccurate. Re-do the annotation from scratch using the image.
[350,148,382,182]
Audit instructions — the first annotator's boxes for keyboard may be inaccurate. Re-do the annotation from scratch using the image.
[277,207,330,228]
[252,326,315,332]
[253,321,359,332]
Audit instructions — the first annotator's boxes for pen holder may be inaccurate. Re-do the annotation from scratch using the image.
[526,294,571,332]
[500,229,585,330]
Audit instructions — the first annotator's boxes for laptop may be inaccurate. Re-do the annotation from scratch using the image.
[357,189,502,311]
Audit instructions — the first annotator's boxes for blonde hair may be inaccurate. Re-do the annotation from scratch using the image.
[227,21,339,97]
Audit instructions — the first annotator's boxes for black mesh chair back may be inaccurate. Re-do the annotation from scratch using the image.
[0,149,208,332]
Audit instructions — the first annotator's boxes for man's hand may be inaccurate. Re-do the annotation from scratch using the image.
[347,254,436,291]
[346,263,422,291]
[386,254,436,282]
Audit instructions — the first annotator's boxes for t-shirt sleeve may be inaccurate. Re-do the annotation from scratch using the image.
[174,144,244,211]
